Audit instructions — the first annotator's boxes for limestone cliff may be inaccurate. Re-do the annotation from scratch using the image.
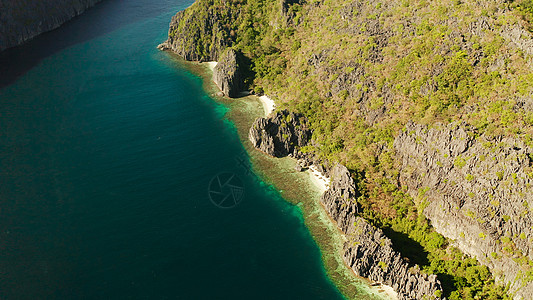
[213,49,245,98]
[394,122,533,299]
[158,0,237,61]
[164,0,533,297]
[322,164,443,300]
[0,0,101,52]
[249,112,443,298]
[249,110,311,157]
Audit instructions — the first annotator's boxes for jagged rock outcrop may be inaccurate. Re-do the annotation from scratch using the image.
[321,164,443,300]
[0,0,101,52]
[213,49,244,98]
[394,122,533,299]
[158,1,236,61]
[249,115,444,297]
[500,25,533,56]
[159,0,300,61]
[320,164,360,226]
[249,110,311,157]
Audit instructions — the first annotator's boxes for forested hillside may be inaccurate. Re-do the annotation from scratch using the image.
[162,0,533,298]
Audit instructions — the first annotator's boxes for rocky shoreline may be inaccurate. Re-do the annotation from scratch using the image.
[162,54,424,298]
[0,0,102,52]
[249,112,444,299]
[159,18,445,300]
[158,0,533,298]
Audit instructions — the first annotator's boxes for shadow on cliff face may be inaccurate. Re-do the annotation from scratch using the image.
[0,0,192,89]
[239,54,255,90]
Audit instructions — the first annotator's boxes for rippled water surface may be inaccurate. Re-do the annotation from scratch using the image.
[0,1,345,298]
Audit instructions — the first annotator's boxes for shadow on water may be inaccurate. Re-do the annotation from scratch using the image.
[0,0,189,88]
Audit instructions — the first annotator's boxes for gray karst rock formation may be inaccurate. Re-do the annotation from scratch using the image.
[158,3,235,62]
[0,0,101,51]
[394,122,533,299]
[162,0,533,297]
[249,109,311,157]
[212,49,245,98]
[322,164,443,300]
[249,112,444,298]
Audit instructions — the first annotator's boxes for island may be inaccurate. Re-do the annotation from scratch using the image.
[0,0,102,52]
[159,0,533,298]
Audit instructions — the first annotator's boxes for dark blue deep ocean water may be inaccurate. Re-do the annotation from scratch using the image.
[0,0,345,299]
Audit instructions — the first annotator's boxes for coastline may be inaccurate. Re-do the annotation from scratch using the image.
[304,164,398,300]
[203,59,398,300]
[174,57,397,300]
[159,0,533,295]
[205,61,217,72]
[204,60,275,116]
[258,95,275,116]
[308,165,330,192]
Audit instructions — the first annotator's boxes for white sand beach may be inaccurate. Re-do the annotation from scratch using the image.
[204,61,274,116]
[205,61,217,72]
[308,165,330,192]
[379,284,399,300]
[258,95,275,116]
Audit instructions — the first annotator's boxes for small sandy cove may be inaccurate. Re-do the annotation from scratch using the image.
[308,165,330,192]
[205,61,217,72]
[205,61,275,116]
[258,95,275,116]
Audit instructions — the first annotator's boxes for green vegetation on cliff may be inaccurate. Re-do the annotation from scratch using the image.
[166,0,533,298]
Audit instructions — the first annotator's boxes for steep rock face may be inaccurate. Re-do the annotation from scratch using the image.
[320,164,360,227]
[249,110,311,157]
[159,0,297,62]
[213,49,244,97]
[0,0,101,52]
[249,115,444,297]
[500,25,533,56]
[321,164,443,300]
[159,2,236,61]
[394,122,533,299]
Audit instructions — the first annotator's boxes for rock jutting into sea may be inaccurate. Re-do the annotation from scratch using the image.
[212,49,245,98]
[248,109,311,158]
[158,1,235,62]
[0,0,102,52]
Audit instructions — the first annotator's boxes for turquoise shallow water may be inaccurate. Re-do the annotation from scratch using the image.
[0,0,345,299]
